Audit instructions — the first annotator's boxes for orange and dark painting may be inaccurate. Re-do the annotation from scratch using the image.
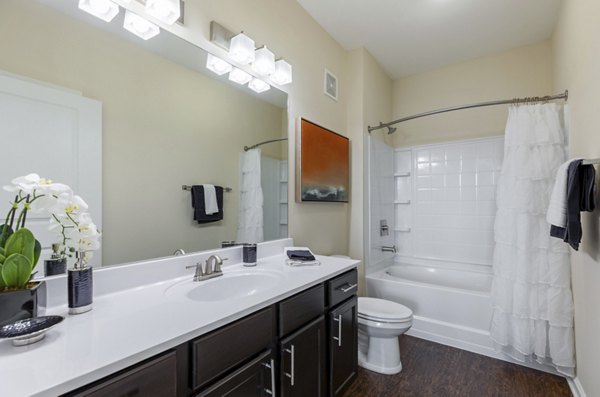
[299,119,349,202]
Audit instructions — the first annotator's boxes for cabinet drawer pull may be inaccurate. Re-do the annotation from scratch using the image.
[332,315,342,347]
[284,345,295,386]
[262,358,276,397]
[339,283,357,293]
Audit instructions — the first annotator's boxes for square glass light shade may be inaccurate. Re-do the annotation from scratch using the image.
[145,0,180,25]
[229,68,252,85]
[270,59,293,85]
[252,47,275,76]
[78,0,119,22]
[248,78,271,94]
[206,54,232,76]
[124,11,160,40]
[228,33,255,65]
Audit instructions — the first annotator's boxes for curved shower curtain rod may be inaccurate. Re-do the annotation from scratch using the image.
[244,137,288,151]
[368,90,569,134]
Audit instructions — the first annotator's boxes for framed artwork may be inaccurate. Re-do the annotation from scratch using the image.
[296,118,349,203]
[324,69,338,101]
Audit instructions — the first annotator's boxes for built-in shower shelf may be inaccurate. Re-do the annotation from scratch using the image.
[394,200,411,204]
[394,227,412,232]
[394,172,411,177]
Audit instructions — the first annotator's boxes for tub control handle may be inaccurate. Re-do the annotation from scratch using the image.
[284,345,295,386]
[339,283,357,293]
[262,358,276,396]
[333,314,342,347]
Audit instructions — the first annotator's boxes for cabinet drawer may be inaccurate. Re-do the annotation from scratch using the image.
[72,351,177,397]
[191,307,274,391]
[328,269,358,308]
[279,284,325,337]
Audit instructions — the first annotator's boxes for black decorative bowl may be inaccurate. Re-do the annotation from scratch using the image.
[0,315,64,346]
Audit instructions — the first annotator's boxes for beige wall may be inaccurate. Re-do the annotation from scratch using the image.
[346,48,393,294]
[152,0,352,256]
[391,41,554,147]
[0,0,284,265]
[553,0,600,394]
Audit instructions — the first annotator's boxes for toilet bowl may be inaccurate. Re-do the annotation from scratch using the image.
[357,297,413,375]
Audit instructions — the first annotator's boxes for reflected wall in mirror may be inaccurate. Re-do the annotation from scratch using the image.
[0,0,288,272]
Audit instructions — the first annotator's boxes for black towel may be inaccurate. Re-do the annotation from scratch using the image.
[286,250,316,261]
[550,160,596,250]
[190,185,224,224]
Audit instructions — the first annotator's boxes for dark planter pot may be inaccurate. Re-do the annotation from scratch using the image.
[44,258,67,276]
[0,281,47,327]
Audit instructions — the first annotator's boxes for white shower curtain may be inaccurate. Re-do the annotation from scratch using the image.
[237,148,264,243]
[491,103,575,376]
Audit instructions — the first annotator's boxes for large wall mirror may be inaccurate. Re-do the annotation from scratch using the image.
[0,0,289,273]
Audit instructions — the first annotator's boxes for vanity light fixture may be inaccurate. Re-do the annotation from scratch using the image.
[78,0,119,22]
[145,0,180,25]
[228,33,255,65]
[270,59,293,85]
[229,67,253,85]
[123,10,160,40]
[206,54,232,76]
[252,46,275,76]
[248,78,271,93]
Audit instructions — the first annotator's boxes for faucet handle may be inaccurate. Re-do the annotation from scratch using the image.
[214,256,228,273]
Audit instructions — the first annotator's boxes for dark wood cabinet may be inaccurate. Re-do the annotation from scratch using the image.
[329,296,358,397]
[195,350,275,397]
[66,269,358,397]
[279,316,327,397]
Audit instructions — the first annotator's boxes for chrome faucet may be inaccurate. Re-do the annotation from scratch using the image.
[186,255,226,282]
[381,245,397,253]
[173,248,186,256]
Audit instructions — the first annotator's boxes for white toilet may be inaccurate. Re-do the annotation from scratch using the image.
[357,297,413,375]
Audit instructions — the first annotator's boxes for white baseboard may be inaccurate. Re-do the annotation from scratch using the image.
[567,377,587,397]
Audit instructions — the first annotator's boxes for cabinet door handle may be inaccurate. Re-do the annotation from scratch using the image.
[284,345,295,386]
[339,283,357,293]
[333,314,342,347]
[262,358,276,397]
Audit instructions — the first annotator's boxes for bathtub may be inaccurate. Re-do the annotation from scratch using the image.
[366,258,495,356]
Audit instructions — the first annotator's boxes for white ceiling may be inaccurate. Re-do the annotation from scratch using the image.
[297,0,563,79]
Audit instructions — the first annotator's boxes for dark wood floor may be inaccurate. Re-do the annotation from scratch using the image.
[344,336,571,397]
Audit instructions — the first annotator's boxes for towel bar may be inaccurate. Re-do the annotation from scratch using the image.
[182,185,233,192]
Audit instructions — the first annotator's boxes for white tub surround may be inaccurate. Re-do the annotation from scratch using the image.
[0,238,359,397]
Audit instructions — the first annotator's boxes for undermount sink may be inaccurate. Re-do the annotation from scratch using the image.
[165,270,284,302]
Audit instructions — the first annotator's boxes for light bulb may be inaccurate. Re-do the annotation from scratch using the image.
[270,59,293,85]
[206,54,232,76]
[78,0,119,22]
[252,46,275,76]
[145,0,181,25]
[228,33,255,65]
[248,78,271,93]
[228,68,252,85]
[123,11,160,40]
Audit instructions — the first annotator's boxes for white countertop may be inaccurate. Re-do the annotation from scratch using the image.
[0,252,358,397]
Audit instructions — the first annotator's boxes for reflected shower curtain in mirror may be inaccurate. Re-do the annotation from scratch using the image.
[491,103,574,376]
[237,148,264,243]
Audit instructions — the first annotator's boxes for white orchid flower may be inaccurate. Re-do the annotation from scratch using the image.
[3,173,42,195]
[50,192,89,218]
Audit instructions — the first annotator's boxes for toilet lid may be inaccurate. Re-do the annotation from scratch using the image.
[358,297,413,321]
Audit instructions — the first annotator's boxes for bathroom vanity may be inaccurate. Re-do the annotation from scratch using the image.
[0,240,359,397]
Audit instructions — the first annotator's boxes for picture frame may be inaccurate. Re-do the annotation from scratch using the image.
[324,68,338,101]
[295,118,349,203]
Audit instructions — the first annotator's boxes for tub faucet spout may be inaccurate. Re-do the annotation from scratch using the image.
[381,245,397,253]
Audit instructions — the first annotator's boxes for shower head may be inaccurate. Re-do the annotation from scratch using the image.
[387,126,397,135]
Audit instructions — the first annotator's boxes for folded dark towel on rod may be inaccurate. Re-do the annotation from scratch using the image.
[550,160,596,250]
[286,250,316,261]
[191,185,224,224]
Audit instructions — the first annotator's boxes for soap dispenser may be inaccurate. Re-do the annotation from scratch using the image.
[44,243,67,276]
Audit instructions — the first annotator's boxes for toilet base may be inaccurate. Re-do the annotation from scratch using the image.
[357,333,403,375]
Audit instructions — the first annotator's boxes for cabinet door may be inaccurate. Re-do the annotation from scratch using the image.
[329,296,358,397]
[196,350,276,397]
[279,316,326,397]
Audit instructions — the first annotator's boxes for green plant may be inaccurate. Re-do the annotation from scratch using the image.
[0,220,41,290]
